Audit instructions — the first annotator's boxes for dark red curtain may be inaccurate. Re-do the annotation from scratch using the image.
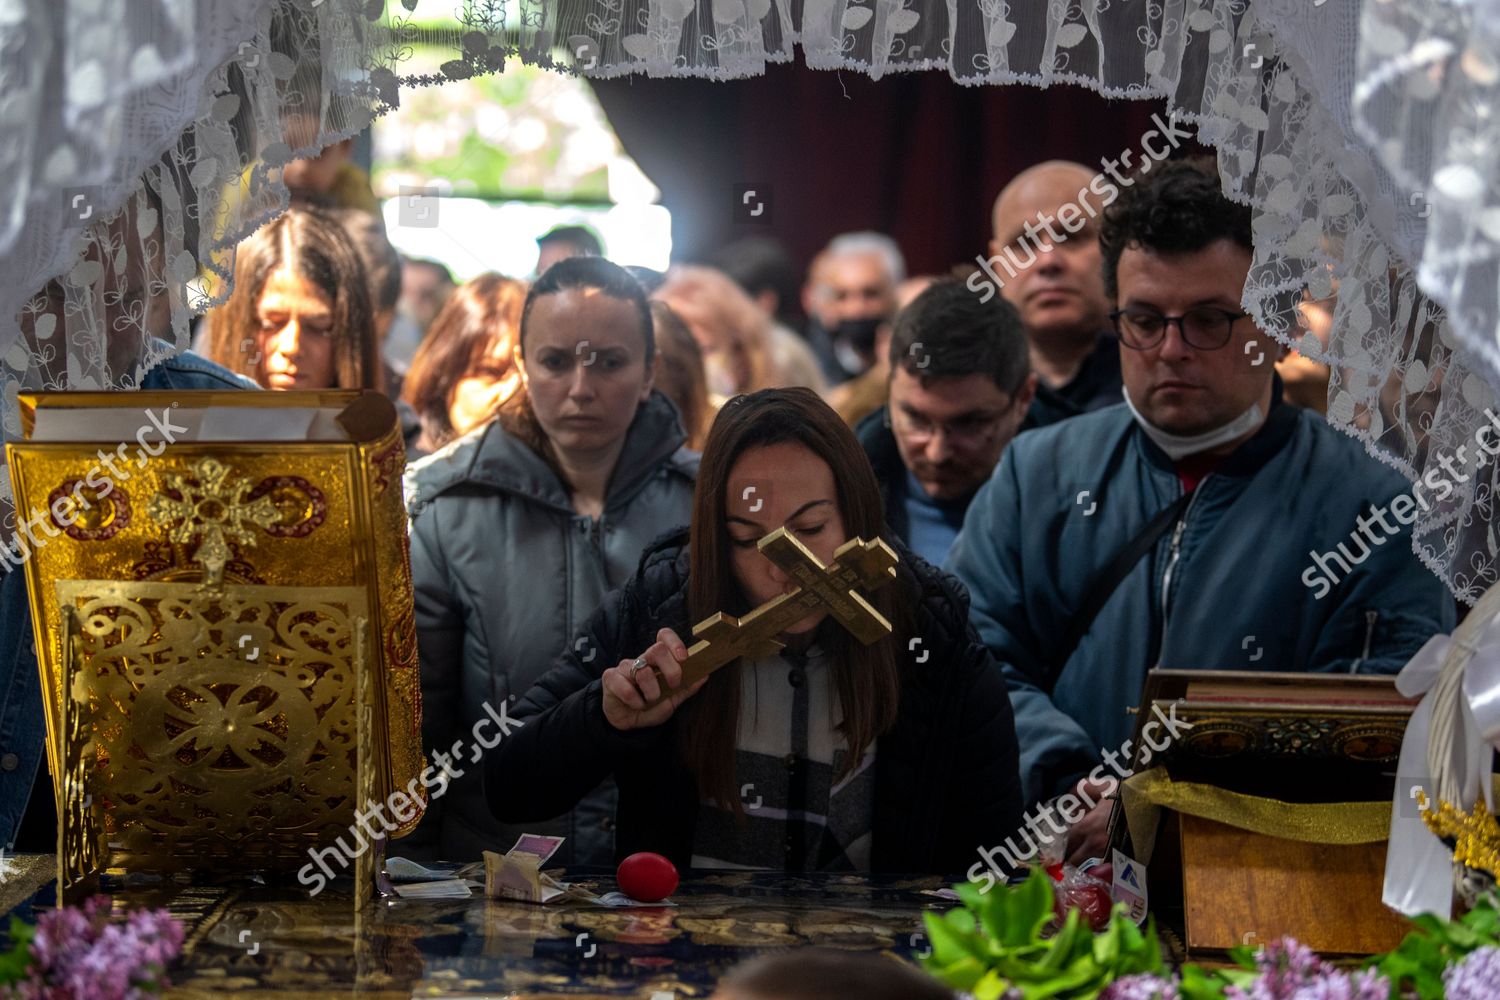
[591,59,1186,280]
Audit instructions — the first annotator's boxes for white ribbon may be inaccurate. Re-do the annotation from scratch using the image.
[1383,593,1500,917]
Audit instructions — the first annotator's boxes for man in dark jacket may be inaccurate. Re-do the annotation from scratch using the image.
[485,529,1023,877]
[856,281,1035,566]
[973,161,1124,430]
[946,157,1455,861]
[801,234,905,386]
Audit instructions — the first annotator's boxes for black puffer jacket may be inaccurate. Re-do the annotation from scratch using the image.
[486,529,1023,877]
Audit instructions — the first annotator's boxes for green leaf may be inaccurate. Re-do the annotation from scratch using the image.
[924,909,980,967]
[1225,943,1258,970]
[1218,968,1257,990]
[1410,968,1446,1000]
[1464,902,1500,937]
[1021,952,1106,999]
[1369,899,1500,999]
[0,916,36,984]
[1375,951,1422,979]
[1407,913,1448,938]
[1014,867,1057,945]
[1036,908,1082,973]
[1443,921,1483,949]
[971,969,1012,1000]
[1178,963,1233,1000]
[927,870,1178,997]
[934,955,988,991]
[954,879,990,913]
[944,907,978,936]
[978,882,1014,946]
[1092,916,1121,966]
[1134,918,1166,976]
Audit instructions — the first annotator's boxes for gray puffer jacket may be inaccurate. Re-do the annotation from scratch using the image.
[402,391,699,864]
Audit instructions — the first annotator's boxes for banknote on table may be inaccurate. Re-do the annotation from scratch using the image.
[509,834,564,865]
[485,847,544,902]
[392,879,475,899]
[484,835,598,904]
[386,856,460,882]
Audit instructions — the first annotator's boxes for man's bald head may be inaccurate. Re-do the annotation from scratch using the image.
[986,160,1110,352]
[991,161,1100,247]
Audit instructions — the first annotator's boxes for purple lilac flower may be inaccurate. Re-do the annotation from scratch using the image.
[1101,973,1180,999]
[1224,937,1390,1000]
[0,895,184,1000]
[1444,946,1500,1000]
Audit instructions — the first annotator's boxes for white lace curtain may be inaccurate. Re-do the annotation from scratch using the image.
[3,0,1498,600]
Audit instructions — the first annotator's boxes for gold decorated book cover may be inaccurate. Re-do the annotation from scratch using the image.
[5,389,424,889]
[1112,670,1419,958]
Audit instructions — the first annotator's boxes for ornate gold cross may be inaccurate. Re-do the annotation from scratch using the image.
[146,457,280,587]
[647,528,898,703]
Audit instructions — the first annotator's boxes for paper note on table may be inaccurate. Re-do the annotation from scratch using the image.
[480,850,670,906]
[486,847,544,902]
[508,833,565,865]
[483,837,601,904]
[392,879,476,899]
[596,891,678,908]
[386,857,455,882]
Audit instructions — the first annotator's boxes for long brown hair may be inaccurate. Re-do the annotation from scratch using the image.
[649,300,712,449]
[402,273,527,452]
[205,205,381,390]
[679,387,907,813]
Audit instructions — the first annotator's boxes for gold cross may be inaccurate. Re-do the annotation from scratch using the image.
[146,457,280,587]
[648,528,898,703]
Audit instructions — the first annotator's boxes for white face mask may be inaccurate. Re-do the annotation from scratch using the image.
[1122,386,1265,460]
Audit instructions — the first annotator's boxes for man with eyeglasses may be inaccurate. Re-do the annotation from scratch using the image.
[946,157,1453,863]
[855,280,1035,566]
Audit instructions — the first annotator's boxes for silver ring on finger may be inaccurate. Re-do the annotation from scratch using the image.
[629,657,648,682]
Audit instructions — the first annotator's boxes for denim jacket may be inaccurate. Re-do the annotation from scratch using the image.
[0,350,257,848]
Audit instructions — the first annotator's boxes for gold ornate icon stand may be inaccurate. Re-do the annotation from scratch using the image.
[56,585,378,908]
[8,391,424,910]
[647,528,898,704]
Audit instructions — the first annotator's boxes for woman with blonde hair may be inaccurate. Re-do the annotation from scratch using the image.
[401,273,527,456]
[655,266,825,400]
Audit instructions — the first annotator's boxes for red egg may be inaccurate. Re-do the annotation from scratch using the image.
[616,852,679,902]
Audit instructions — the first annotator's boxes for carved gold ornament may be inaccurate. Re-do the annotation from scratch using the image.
[147,457,282,586]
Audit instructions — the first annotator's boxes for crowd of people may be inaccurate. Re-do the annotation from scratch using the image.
[397,154,1445,873]
[0,148,1456,890]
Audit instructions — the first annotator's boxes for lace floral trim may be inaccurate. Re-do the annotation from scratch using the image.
[3,0,1495,600]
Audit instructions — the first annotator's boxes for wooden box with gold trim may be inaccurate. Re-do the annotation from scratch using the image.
[5,390,424,902]
[1110,670,1418,959]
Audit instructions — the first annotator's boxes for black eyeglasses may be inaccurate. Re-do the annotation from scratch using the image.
[1109,306,1250,351]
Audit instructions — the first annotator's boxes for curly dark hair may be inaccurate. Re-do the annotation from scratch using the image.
[1098,156,1253,301]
